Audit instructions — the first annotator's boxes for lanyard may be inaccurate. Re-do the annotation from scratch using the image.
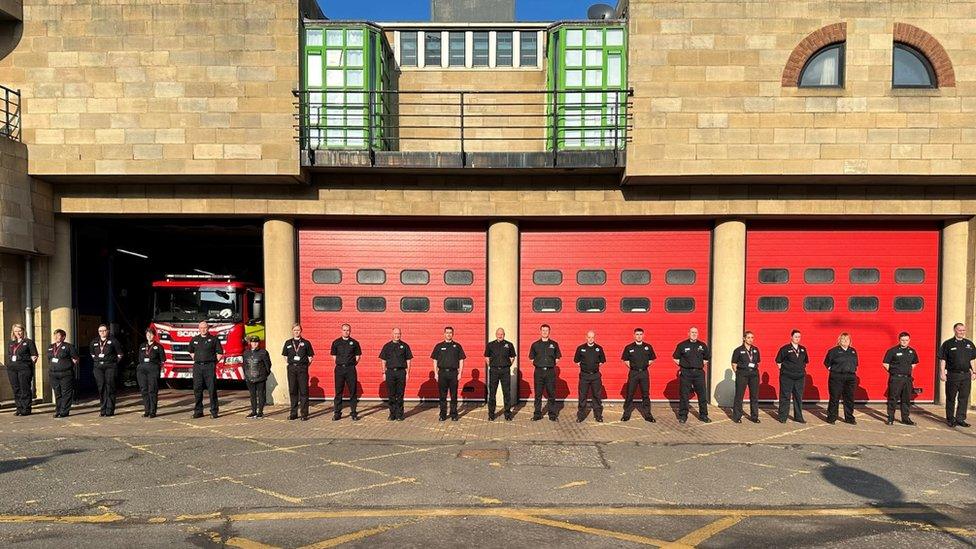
[53,343,63,357]
[291,339,301,355]
[97,339,108,355]
[745,346,755,362]
[11,340,24,356]
[145,344,153,358]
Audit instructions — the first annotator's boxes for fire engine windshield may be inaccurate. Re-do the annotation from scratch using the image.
[153,288,242,323]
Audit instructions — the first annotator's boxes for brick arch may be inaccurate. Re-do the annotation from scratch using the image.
[893,23,955,87]
[781,23,847,87]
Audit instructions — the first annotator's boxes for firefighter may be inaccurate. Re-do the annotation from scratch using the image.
[730,330,761,423]
[824,332,859,425]
[574,330,607,422]
[673,326,711,423]
[188,320,223,419]
[90,324,124,417]
[379,327,412,421]
[243,336,271,418]
[528,324,562,421]
[330,323,362,421]
[48,328,79,418]
[136,328,166,418]
[283,323,314,421]
[483,327,515,421]
[431,326,466,421]
[938,322,976,428]
[882,331,917,426]
[621,328,656,422]
[775,329,809,423]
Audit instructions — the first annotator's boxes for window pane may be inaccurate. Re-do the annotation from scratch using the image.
[532,297,562,313]
[895,268,924,283]
[849,268,880,284]
[565,49,582,67]
[577,270,606,285]
[621,270,650,285]
[401,32,418,66]
[326,29,343,47]
[312,296,342,312]
[520,31,538,66]
[400,270,430,285]
[496,31,513,67]
[585,50,602,67]
[607,53,622,87]
[346,69,363,87]
[606,28,624,46]
[473,31,489,67]
[347,29,364,47]
[799,44,842,87]
[758,296,789,312]
[576,297,606,313]
[585,29,602,46]
[306,29,324,47]
[759,268,789,283]
[566,70,583,87]
[444,297,474,313]
[357,296,386,312]
[400,297,430,312]
[894,296,924,311]
[621,297,650,312]
[848,296,879,312]
[357,269,386,284]
[566,29,583,47]
[325,49,343,67]
[444,270,474,285]
[307,54,322,87]
[424,32,442,67]
[312,269,342,284]
[346,50,363,67]
[666,269,696,285]
[665,297,695,312]
[585,69,602,86]
[804,268,834,284]
[803,296,834,312]
[449,31,465,67]
[893,43,935,88]
[326,69,343,86]
[533,270,562,285]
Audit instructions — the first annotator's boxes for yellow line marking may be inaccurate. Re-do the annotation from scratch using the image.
[174,512,222,521]
[858,514,976,537]
[297,519,421,549]
[218,476,304,504]
[557,480,589,489]
[475,496,502,504]
[302,478,417,501]
[503,513,668,546]
[937,469,970,477]
[0,512,124,524]
[112,437,166,458]
[665,515,744,547]
[347,444,460,464]
[224,536,281,549]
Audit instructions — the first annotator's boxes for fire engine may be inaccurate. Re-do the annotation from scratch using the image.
[150,274,264,382]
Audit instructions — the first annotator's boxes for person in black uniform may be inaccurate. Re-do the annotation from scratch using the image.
[529,324,562,421]
[137,328,166,418]
[621,328,656,422]
[282,323,314,421]
[882,331,918,426]
[243,336,271,418]
[484,327,516,421]
[431,326,465,421]
[574,330,607,423]
[331,323,362,420]
[824,332,859,425]
[379,327,413,421]
[731,330,761,423]
[188,320,223,419]
[673,326,711,423]
[775,329,809,423]
[90,324,124,417]
[48,328,79,418]
[938,322,976,428]
[7,324,38,416]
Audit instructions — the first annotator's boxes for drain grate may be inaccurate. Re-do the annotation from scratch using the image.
[458,448,509,460]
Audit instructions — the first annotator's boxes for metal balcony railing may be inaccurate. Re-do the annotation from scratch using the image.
[0,85,20,142]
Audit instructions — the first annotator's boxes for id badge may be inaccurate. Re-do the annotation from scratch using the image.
[292,356,301,361]
[748,362,755,368]
[9,355,15,362]
[52,357,60,364]
[143,358,150,363]
[98,353,105,359]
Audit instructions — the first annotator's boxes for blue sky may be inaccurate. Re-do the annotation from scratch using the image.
[317,0,608,22]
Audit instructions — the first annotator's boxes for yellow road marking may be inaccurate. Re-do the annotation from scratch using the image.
[557,480,589,489]
[297,519,422,549]
[112,437,167,458]
[665,515,744,547]
[503,513,669,546]
[302,478,417,501]
[0,511,123,524]
[475,496,502,504]
[347,444,459,464]
[224,536,280,549]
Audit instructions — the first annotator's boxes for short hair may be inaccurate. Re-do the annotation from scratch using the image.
[743,330,754,337]
[540,324,550,330]
[341,323,351,329]
[634,328,644,333]
[248,335,261,342]
[954,322,965,330]
[790,329,801,337]
[145,327,156,337]
[444,326,454,332]
[98,324,109,330]
[292,323,302,330]
[836,332,852,346]
[898,331,910,339]
[53,329,67,338]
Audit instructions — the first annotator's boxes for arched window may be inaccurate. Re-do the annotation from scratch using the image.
[799,43,844,88]
[893,43,936,88]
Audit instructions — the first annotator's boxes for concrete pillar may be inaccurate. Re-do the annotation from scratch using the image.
[487,221,519,403]
[47,218,74,403]
[939,219,970,405]
[709,219,746,407]
[263,218,297,405]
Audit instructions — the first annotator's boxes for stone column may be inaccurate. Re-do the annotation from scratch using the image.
[487,221,519,404]
[939,219,970,404]
[263,218,297,405]
[709,219,746,407]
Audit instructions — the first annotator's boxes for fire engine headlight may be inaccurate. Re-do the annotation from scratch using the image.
[224,356,243,365]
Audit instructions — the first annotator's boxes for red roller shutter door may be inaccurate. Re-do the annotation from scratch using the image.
[299,226,487,400]
[519,226,711,400]
[745,223,939,402]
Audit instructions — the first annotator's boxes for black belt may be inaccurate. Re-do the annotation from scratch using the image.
[386,367,407,371]
[890,373,911,378]
[438,367,458,370]
[629,367,648,371]
[535,366,554,370]
[948,369,972,373]
[489,365,509,369]
[736,367,758,372]
[337,363,356,367]
[95,361,116,367]
[681,367,703,371]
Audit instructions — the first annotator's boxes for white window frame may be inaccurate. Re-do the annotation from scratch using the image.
[393,27,545,70]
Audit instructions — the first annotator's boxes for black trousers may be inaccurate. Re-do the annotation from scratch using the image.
[333,364,358,415]
[946,370,972,422]
[437,368,459,417]
[50,369,75,416]
[386,369,406,418]
[6,363,33,414]
[247,379,266,414]
[93,364,117,415]
[193,361,218,415]
[136,364,160,416]
[623,369,650,417]
[487,367,511,416]
[778,373,805,420]
[533,367,557,417]
[733,368,759,420]
[678,368,708,419]
[887,375,913,421]
[288,365,309,418]
[578,373,603,417]
[827,372,857,421]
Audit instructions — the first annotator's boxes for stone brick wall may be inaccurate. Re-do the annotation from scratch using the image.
[626,0,976,179]
[0,138,50,255]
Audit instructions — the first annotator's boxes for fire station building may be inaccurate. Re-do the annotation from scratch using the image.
[0,0,975,407]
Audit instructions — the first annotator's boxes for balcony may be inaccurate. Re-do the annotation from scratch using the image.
[294,88,632,172]
[0,84,18,141]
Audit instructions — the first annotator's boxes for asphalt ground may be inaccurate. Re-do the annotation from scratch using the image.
[0,389,974,548]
